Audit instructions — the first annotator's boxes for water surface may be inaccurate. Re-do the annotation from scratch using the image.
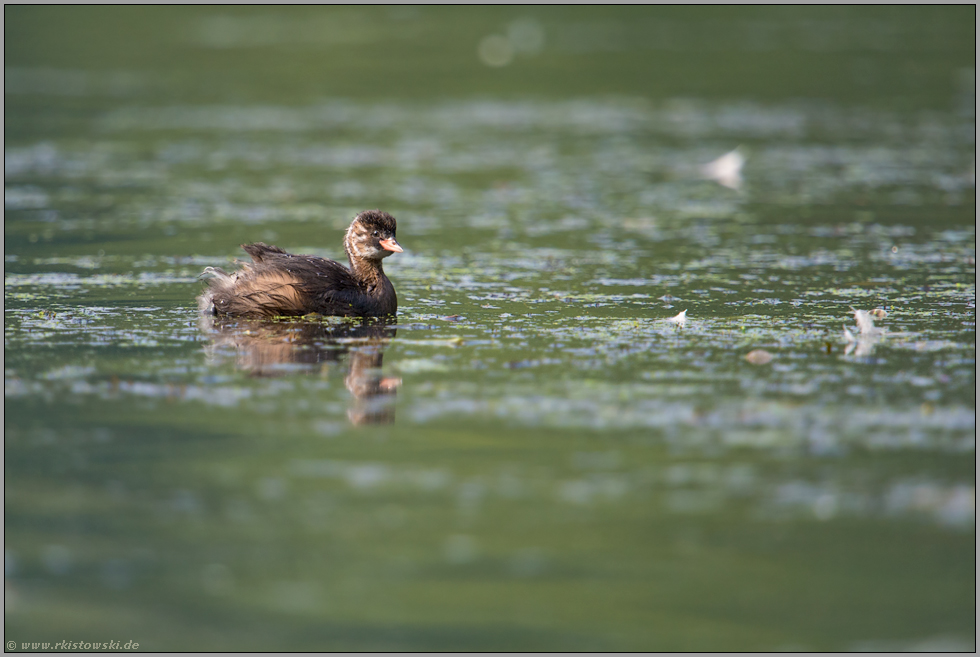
[4,6,976,652]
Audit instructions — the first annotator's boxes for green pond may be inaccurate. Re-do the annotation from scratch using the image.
[4,6,976,651]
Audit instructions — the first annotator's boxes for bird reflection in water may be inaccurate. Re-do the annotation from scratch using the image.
[199,315,400,425]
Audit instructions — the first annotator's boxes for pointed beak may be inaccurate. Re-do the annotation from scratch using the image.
[379,238,403,253]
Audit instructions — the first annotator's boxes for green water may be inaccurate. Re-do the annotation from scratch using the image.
[4,6,976,651]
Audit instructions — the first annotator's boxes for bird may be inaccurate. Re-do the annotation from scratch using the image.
[198,210,403,318]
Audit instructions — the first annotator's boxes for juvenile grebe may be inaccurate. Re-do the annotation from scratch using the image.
[198,210,402,318]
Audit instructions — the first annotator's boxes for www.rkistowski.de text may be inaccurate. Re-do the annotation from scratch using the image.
[6,640,139,651]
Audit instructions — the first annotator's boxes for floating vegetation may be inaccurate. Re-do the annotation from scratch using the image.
[744,349,774,365]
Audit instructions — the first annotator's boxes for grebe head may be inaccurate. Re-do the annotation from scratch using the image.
[344,210,403,262]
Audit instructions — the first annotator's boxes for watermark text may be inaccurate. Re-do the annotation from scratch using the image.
[6,640,139,651]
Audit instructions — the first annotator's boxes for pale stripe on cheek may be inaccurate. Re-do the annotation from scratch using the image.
[346,224,375,259]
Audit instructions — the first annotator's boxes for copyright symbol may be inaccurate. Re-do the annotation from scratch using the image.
[6,641,16,650]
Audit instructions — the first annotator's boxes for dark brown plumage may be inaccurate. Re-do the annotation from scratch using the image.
[198,210,402,318]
